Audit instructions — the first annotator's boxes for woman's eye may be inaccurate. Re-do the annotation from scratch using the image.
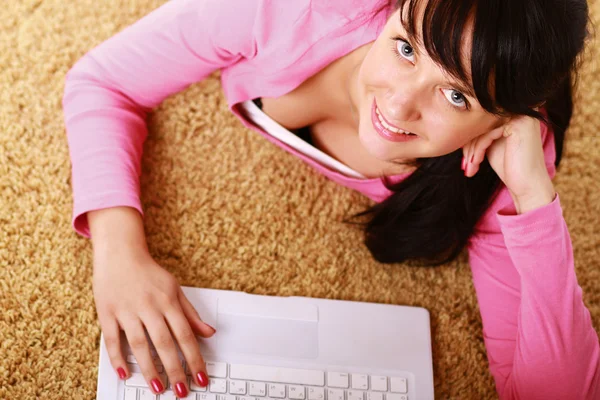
[443,89,467,109]
[396,39,415,62]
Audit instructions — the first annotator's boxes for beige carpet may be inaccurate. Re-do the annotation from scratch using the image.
[1,0,599,398]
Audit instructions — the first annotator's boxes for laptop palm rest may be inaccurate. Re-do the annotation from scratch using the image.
[216,295,319,359]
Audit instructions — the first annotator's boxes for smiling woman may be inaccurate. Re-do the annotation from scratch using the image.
[350,0,588,264]
[61,0,597,398]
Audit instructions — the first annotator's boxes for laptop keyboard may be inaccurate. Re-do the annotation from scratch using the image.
[122,354,411,400]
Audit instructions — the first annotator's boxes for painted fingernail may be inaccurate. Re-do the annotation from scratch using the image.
[117,367,127,380]
[151,378,164,393]
[197,371,210,387]
[175,381,188,397]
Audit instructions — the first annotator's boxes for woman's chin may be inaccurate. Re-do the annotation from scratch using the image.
[358,127,410,162]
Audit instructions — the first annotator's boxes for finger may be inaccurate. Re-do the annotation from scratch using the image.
[465,140,476,177]
[168,298,211,388]
[99,312,129,380]
[471,126,506,175]
[121,317,165,394]
[461,145,469,171]
[179,289,216,338]
[143,313,189,397]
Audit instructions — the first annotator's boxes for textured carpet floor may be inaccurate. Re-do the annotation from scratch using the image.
[1,0,599,398]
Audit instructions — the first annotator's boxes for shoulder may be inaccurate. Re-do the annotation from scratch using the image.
[310,0,392,21]
[245,0,390,36]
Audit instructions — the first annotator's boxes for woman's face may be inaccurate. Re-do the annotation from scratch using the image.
[354,7,503,163]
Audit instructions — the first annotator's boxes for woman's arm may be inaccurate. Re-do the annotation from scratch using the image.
[62,0,259,238]
[467,190,600,399]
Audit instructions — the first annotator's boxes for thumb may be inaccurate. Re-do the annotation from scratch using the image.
[178,289,216,338]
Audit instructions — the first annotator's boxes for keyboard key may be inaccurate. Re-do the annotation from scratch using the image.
[268,383,286,398]
[125,372,148,387]
[124,387,138,400]
[206,362,228,378]
[328,388,345,400]
[288,385,306,400]
[308,387,325,400]
[249,382,267,396]
[367,393,383,400]
[370,376,387,392]
[347,390,364,400]
[386,395,408,400]
[389,378,407,394]
[126,372,167,388]
[351,374,368,390]
[190,378,208,392]
[198,394,217,400]
[229,380,247,394]
[327,372,349,388]
[158,391,177,400]
[219,395,236,400]
[210,378,227,393]
[138,388,157,400]
[230,364,325,386]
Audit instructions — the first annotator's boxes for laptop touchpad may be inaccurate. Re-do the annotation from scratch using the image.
[216,295,319,359]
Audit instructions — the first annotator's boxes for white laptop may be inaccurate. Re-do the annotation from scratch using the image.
[96,287,435,400]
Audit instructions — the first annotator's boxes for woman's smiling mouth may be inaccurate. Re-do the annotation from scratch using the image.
[371,99,419,142]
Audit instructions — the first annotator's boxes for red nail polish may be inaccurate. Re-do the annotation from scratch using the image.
[175,381,188,397]
[205,323,216,332]
[117,367,127,380]
[151,378,164,393]
[197,371,210,387]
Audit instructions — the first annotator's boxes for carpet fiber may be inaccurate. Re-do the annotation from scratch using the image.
[1,0,599,398]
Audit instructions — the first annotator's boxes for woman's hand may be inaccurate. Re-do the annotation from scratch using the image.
[92,245,214,397]
[462,114,556,214]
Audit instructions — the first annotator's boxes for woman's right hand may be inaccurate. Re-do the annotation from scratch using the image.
[92,244,214,396]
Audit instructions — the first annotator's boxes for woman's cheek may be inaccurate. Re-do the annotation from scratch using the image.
[423,125,466,156]
[360,45,398,87]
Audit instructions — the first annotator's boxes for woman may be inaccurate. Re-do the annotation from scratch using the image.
[62,0,598,398]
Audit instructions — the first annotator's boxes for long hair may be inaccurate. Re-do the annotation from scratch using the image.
[348,0,591,266]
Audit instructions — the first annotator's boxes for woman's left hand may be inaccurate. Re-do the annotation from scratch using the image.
[462,114,556,214]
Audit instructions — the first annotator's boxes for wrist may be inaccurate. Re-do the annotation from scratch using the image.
[513,186,556,214]
[88,207,149,255]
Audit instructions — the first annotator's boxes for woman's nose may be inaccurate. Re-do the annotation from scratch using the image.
[383,83,422,122]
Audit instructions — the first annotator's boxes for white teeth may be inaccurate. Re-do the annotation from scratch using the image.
[376,106,412,135]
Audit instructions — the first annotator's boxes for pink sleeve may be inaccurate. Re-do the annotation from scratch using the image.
[62,0,258,238]
[467,191,600,399]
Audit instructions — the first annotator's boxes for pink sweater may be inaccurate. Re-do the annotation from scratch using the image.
[62,0,599,398]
